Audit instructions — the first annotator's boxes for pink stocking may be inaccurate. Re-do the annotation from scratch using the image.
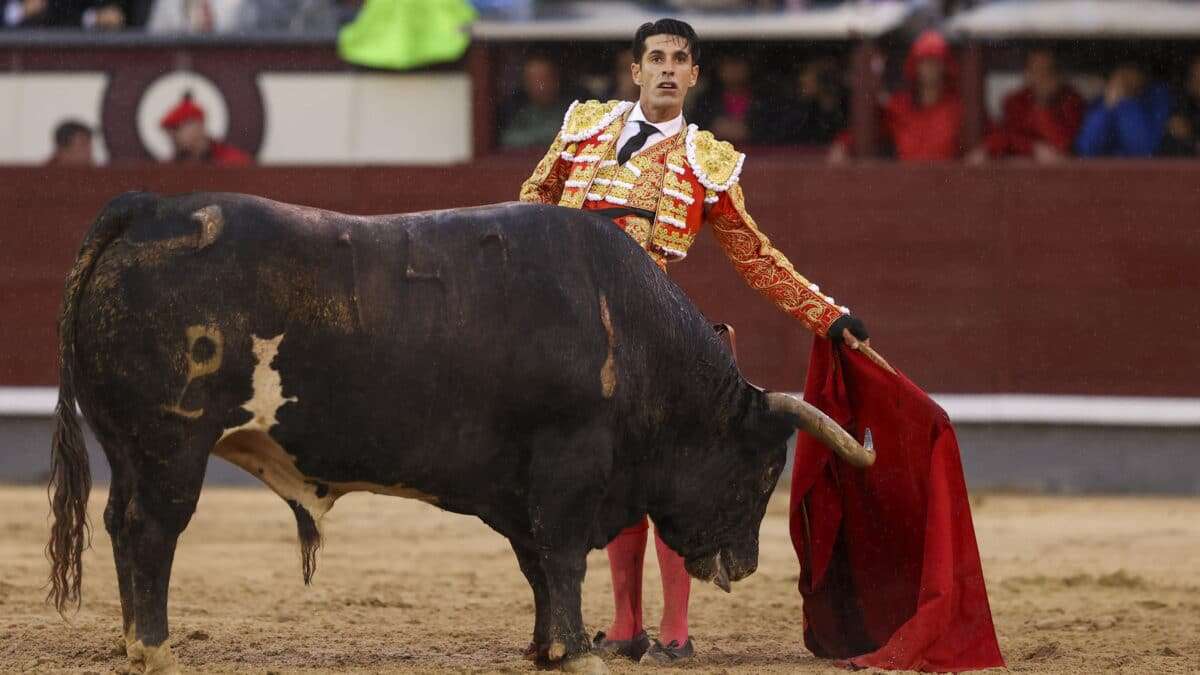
[654,527,691,645]
[604,518,648,640]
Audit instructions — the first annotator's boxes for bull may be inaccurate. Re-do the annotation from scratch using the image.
[46,192,872,673]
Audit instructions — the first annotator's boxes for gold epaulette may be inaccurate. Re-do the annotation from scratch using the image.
[560,99,634,143]
[684,124,746,192]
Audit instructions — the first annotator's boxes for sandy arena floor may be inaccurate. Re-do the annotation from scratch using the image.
[1,485,1198,673]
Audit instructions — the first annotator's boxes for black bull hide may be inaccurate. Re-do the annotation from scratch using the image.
[49,192,805,670]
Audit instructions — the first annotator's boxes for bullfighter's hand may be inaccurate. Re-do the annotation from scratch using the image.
[829,314,869,349]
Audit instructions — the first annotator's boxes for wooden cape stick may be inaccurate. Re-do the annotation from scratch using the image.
[852,341,897,376]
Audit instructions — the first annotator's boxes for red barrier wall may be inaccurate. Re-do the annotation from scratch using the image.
[2,161,1197,395]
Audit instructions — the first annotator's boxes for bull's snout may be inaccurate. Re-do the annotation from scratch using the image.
[722,547,757,582]
[684,546,758,593]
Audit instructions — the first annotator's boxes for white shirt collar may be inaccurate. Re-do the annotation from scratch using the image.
[628,102,684,138]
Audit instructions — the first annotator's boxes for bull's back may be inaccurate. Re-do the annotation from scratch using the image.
[73,195,683,500]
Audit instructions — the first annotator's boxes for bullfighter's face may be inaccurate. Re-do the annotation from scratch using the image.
[631,34,699,120]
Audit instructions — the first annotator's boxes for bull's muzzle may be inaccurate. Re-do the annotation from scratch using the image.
[685,552,733,593]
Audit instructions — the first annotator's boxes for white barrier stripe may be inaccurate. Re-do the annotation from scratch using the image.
[3,387,1199,426]
[0,388,61,416]
[929,394,1200,427]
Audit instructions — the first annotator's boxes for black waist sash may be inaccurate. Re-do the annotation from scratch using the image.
[589,206,655,222]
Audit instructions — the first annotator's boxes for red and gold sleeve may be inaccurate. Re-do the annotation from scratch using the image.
[518,133,572,205]
[706,184,847,337]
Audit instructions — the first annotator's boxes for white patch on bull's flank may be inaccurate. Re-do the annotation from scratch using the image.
[213,333,437,521]
[228,334,296,434]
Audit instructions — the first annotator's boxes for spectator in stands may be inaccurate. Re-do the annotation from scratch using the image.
[159,92,252,166]
[234,0,346,33]
[692,54,758,144]
[606,48,640,102]
[499,55,573,149]
[46,120,96,167]
[1075,62,1171,158]
[3,0,150,28]
[828,30,964,162]
[147,0,247,34]
[969,49,1083,164]
[770,57,847,145]
[1158,55,1200,157]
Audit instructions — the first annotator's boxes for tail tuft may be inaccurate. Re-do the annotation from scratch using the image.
[286,499,322,585]
[45,387,92,614]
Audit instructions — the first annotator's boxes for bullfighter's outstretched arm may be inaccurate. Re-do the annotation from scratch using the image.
[519,133,572,205]
[706,184,850,339]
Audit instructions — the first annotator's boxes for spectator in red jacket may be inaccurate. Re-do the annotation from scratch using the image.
[159,92,252,166]
[829,30,963,162]
[969,49,1084,164]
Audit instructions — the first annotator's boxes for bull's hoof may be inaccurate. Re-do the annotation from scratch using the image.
[127,639,145,674]
[128,641,180,675]
[562,653,608,674]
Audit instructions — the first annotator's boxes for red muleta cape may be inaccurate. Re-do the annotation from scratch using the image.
[789,338,1004,672]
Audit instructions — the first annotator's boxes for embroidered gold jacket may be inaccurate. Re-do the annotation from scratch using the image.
[519,99,848,337]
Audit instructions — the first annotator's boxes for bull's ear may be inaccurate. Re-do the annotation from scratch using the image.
[764,391,875,467]
[741,390,799,451]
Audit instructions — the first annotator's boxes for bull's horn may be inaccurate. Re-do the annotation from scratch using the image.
[766,393,876,468]
[712,552,732,593]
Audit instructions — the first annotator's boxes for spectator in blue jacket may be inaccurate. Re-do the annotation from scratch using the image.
[1076,63,1172,157]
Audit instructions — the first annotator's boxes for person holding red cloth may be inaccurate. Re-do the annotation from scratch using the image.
[158,91,252,166]
[969,49,1084,163]
[519,18,870,665]
[829,30,963,162]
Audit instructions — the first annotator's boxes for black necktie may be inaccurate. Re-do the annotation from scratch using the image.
[617,120,660,165]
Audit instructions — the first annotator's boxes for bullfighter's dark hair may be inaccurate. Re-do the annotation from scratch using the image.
[632,19,699,65]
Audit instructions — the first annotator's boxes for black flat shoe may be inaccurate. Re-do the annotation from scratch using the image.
[642,637,694,664]
[592,630,651,661]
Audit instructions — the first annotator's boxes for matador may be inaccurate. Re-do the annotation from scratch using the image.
[518,18,870,665]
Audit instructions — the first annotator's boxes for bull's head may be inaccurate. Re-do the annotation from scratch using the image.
[650,389,873,592]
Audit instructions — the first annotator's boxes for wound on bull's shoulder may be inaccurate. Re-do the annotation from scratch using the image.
[599,293,617,399]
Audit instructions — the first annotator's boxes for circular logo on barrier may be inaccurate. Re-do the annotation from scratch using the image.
[100,62,264,163]
[136,71,230,162]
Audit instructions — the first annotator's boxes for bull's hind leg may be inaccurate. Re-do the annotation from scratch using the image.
[124,429,214,675]
[102,456,137,659]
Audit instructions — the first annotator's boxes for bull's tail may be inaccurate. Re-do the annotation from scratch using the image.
[47,191,156,614]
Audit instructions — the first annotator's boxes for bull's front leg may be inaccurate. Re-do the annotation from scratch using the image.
[511,543,552,659]
[522,425,613,673]
[538,549,606,674]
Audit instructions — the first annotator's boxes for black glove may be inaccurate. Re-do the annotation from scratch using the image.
[828,314,869,345]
